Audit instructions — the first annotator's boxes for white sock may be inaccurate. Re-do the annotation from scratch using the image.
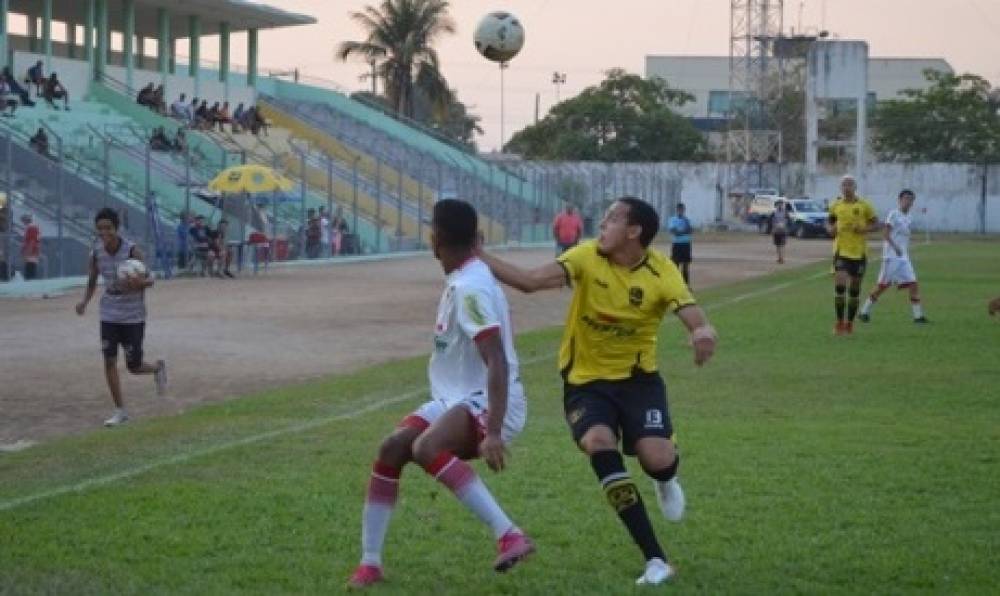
[912,301,924,318]
[428,453,514,539]
[861,297,874,315]
[361,503,393,567]
[360,462,400,567]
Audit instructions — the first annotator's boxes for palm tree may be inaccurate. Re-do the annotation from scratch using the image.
[337,0,455,120]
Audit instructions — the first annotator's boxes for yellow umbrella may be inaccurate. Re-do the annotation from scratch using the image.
[208,164,294,194]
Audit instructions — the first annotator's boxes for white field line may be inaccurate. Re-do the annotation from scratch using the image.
[0,264,830,513]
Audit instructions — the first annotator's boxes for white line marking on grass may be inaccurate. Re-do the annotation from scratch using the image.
[0,265,831,512]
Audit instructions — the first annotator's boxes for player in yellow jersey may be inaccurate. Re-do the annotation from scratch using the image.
[478,197,717,586]
[825,175,878,335]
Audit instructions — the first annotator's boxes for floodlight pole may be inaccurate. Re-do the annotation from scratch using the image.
[499,61,508,151]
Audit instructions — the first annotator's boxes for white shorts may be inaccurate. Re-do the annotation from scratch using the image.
[877,257,917,287]
[402,388,527,445]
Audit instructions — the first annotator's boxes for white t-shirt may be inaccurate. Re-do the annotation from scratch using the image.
[319,216,331,244]
[429,258,523,406]
[883,208,912,258]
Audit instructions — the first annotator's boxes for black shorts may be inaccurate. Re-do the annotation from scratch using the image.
[772,232,787,247]
[671,243,692,264]
[563,372,673,456]
[101,321,145,369]
[833,254,867,278]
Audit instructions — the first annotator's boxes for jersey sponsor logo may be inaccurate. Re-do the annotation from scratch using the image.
[595,311,619,323]
[594,278,609,289]
[580,313,636,338]
[463,294,487,326]
[629,286,644,307]
[645,409,664,429]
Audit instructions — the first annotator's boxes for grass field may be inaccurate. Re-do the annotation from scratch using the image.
[2,240,998,595]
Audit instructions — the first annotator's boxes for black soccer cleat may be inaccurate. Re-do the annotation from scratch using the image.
[858,313,870,323]
[913,317,929,324]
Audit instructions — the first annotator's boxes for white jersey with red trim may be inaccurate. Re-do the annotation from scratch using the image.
[883,208,912,258]
[429,258,524,406]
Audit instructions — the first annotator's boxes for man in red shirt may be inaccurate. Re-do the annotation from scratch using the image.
[552,202,583,255]
[21,214,40,280]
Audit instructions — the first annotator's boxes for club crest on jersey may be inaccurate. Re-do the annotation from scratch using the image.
[434,336,447,351]
[629,286,644,307]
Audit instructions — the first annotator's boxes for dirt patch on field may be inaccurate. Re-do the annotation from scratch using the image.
[0,235,833,445]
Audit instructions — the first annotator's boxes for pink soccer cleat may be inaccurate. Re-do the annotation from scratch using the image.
[346,564,384,589]
[493,529,535,572]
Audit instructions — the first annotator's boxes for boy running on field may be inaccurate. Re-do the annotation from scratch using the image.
[75,208,167,427]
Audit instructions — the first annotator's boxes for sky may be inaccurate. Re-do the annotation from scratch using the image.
[202,1,1000,151]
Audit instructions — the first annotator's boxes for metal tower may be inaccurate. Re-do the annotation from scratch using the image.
[725,0,784,221]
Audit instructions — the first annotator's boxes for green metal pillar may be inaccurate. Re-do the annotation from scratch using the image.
[169,37,176,74]
[123,0,135,89]
[157,9,169,79]
[95,0,108,80]
[27,14,37,53]
[42,0,52,69]
[188,15,200,97]
[0,0,8,70]
[219,22,230,83]
[67,21,77,59]
[247,28,258,87]
[85,0,95,64]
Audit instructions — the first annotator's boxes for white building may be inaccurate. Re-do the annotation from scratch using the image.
[645,55,953,118]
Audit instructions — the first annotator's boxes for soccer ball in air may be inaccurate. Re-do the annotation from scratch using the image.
[473,12,525,63]
[117,258,148,280]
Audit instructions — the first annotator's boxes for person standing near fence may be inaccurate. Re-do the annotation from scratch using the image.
[75,208,167,427]
[667,203,693,285]
[770,200,791,265]
[552,202,583,255]
[20,214,40,280]
[318,206,331,258]
[175,212,191,271]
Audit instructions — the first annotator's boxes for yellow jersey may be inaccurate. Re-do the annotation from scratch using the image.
[556,240,696,385]
[829,197,877,260]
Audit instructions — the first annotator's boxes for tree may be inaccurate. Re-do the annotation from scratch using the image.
[337,0,455,119]
[872,70,1000,163]
[504,69,707,162]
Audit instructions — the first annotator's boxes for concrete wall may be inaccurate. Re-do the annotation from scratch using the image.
[507,161,1000,233]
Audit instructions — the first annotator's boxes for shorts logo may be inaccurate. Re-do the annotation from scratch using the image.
[645,409,663,429]
[629,286,643,307]
[567,408,584,425]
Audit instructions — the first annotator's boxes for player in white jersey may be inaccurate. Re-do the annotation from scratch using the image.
[348,199,533,589]
[859,190,928,324]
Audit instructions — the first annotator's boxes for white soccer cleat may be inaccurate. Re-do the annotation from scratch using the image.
[654,477,685,522]
[154,359,168,396]
[636,557,676,586]
[104,410,129,427]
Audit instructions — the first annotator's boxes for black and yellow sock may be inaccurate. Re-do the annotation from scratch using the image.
[591,449,665,562]
[847,286,861,321]
[835,285,847,321]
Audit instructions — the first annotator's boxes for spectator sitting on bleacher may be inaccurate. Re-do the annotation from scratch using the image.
[173,128,187,153]
[170,93,190,121]
[232,103,245,132]
[215,101,234,132]
[2,67,34,107]
[0,77,18,117]
[207,102,223,131]
[188,96,200,125]
[136,83,155,107]
[42,73,69,110]
[149,126,172,152]
[247,106,268,136]
[25,60,44,96]
[195,100,210,129]
[152,84,167,114]
[29,128,49,157]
